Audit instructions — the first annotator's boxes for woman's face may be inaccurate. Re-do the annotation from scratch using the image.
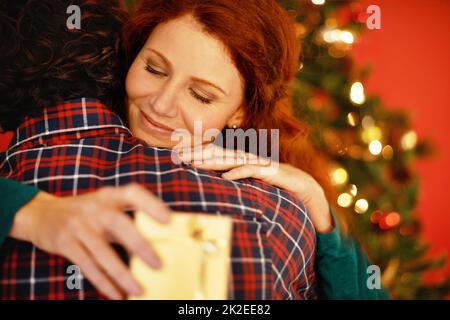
[126,14,244,149]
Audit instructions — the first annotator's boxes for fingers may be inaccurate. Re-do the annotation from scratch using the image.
[192,159,244,171]
[64,243,123,300]
[100,209,162,270]
[178,144,270,171]
[221,165,260,180]
[83,184,165,269]
[178,144,245,163]
[76,224,143,298]
[222,163,281,186]
[103,184,171,224]
[63,184,167,299]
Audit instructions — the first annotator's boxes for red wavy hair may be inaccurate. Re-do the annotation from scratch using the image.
[123,0,343,229]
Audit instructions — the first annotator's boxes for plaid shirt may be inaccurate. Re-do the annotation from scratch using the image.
[0,98,317,300]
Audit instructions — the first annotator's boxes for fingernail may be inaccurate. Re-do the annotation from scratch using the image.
[160,214,170,223]
[153,260,162,269]
[149,255,162,269]
[157,211,170,223]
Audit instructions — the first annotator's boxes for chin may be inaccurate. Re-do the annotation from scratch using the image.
[135,131,175,149]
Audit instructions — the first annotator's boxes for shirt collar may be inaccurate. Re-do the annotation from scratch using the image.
[10,98,131,149]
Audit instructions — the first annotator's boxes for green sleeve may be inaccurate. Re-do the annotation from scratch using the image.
[0,178,40,246]
[314,206,391,300]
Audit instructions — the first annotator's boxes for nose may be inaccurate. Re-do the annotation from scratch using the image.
[149,81,179,118]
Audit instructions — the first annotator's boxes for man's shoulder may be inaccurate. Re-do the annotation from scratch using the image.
[2,131,312,230]
[67,135,311,221]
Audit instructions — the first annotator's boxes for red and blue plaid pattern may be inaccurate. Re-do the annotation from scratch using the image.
[0,98,317,300]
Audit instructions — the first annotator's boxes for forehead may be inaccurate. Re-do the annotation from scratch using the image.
[143,14,243,91]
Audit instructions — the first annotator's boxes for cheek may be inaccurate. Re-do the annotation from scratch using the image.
[180,90,243,135]
[181,106,235,135]
[126,62,162,100]
[125,65,146,99]
[127,103,139,132]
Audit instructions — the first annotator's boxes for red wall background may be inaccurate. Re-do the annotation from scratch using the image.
[0,0,449,280]
[353,0,450,279]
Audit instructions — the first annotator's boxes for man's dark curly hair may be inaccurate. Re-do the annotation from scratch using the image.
[0,0,128,131]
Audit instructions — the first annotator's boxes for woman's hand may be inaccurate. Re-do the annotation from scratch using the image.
[9,183,171,300]
[178,144,334,233]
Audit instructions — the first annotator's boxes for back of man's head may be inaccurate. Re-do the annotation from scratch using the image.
[0,0,128,131]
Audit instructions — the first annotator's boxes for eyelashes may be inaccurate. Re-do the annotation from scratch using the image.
[144,64,166,77]
[189,89,213,105]
[144,64,213,105]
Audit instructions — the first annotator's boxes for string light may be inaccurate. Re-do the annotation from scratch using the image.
[401,130,417,150]
[361,126,382,143]
[347,112,359,126]
[386,212,401,226]
[369,140,383,155]
[382,145,394,160]
[340,31,354,44]
[354,199,369,214]
[323,29,341,43]
[331,167,349,186]
[322,29,354,44]
[337,193,353,208]
[328,45,348,58]
[379,212,401,230]
[349,184,358,197]
[361,115,374,128]
[350,82,365,105]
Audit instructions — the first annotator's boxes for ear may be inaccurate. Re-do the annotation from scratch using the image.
[227,106,245,128]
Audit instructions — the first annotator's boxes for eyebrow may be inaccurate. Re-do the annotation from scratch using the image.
[145,48,228,96]
[191,77,227,96]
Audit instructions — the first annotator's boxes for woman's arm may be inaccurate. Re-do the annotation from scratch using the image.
[1,179,172,299]
[0,178,39,246]
[184,146,392,299]
[315,206,391,300]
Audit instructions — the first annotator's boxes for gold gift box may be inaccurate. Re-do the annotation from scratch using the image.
[129,211,232,300]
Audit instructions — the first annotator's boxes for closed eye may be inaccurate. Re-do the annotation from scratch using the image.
[190,88,213,105]
[145,63,212,104]
[145,64,167,77]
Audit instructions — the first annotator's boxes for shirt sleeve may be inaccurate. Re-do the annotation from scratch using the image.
[314,206,391,300]
[0,178,40,246]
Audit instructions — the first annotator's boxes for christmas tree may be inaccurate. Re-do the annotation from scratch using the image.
[280,0,449,299]
[123,0,449,299]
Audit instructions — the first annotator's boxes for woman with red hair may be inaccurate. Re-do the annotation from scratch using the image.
[1,0,390,299]
[123,0,336,234]
[121,0,390,299]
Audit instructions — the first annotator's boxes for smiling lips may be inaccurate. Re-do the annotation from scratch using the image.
[139,110,174,135]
